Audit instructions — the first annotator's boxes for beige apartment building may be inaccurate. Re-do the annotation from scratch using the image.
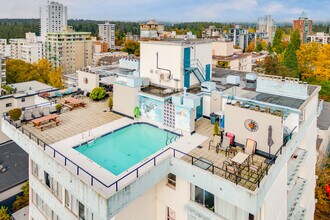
[46,26,93,74]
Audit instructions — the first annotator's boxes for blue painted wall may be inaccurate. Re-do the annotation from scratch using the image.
[184,47,191,88]
[205,64,211,81]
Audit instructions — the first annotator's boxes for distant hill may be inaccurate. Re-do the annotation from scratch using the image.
[0,19,328,41]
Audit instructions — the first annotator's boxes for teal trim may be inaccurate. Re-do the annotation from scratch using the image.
[205,64,211,81]
[196,97,203,119]
[184,47,191,88]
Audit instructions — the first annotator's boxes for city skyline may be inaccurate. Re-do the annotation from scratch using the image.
[1,0,330,22]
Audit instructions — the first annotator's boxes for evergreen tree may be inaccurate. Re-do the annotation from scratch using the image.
[272,28,283,54]
[283,43,299,78]
[255,43,263,52]
[291,29,301,51]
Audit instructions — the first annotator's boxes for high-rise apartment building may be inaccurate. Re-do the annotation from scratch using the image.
[1,39,319,220]
[257,15,276,43]
[40,1,68,42]
[202,26,223,39]
[98,22,115,50]
[0,53,5,86]
[46,26,93,74]
[293,12,313,44]
[8,33,43,64]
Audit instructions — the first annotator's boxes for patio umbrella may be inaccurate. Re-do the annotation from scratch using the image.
[268,125,274,160]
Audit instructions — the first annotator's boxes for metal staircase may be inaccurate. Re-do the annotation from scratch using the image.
[184,59,207,83]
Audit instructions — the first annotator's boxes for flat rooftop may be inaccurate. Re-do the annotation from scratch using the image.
[213,53,252,61]
[140,85,179,98]
[141,38,212,46]
[0,142,28,193]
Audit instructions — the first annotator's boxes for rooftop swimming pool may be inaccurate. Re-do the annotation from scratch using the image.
[74,123,178,175]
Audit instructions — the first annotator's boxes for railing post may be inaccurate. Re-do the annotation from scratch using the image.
[91,177,93,186]
[191,157,194,165]
[116,182,118,191]
[53,150,56,157]
[64,158,67,166]
[136,169,139,177]
[154,157,156,166]
[173,149,176,157]
[77,167,79,175]
[29,133,31,139]
[212,165,214,174]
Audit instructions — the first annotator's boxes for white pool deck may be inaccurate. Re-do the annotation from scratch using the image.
[47,117,207,198]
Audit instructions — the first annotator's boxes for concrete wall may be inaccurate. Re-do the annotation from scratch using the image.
[77,70,100,92]
[140,42,212,90]
[1,120,108,220]
[225,104,283,154]
[140,43,183,89]
[113,83,140,117]
[212,41,234,56]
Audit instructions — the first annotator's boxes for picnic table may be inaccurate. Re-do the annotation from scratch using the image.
[31,114,61,131]
[61,97,86,110]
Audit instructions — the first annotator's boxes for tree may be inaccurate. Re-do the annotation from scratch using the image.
[122,40,140,56]
[0,206,10,220]
[255,43,263,52]
[246,41,255,52]
[314,44,330,81]
[248,27,255,33]
[272,28,283,54]
[291,29,301,51]
[12,181,29,212]
[297,42,321,80]
[283,43,299,78]
[6,59,63,88]
[262,55,289,76]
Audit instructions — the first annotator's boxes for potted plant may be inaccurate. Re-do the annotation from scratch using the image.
[108,97,113,111]
[89,87,106,101]
[55,104,62,114]
[8,108,22,127]
[213,122,219,136]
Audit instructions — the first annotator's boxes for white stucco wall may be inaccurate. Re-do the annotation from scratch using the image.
[77,70,100,92]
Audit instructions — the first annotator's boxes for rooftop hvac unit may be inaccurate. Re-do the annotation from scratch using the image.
[246,73,257,82]
[160,72,170,81]
[201,81,216,93]
[226,75,240,85]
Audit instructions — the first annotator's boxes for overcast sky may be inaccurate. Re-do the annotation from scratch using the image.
[1,0,330,22]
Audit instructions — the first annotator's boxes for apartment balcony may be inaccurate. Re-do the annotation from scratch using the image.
[294,206,306,220]
[287,148,307,190]
[287,178,307,220]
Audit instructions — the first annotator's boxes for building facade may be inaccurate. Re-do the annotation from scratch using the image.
[40,1,68,42]
[98,22,115,50]
[307,32,330,44]
[0,54,5,86]
[256,15,275,43]
[1,39,319,220]
[228,25,249,50]
[293,12,313,44]
[202,26,223,39]
[140,20,165,39]
[46,26,93,74]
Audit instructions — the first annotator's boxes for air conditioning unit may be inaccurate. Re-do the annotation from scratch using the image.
[160,72,170,81]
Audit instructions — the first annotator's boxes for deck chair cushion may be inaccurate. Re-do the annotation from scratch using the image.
[245,139,256,155]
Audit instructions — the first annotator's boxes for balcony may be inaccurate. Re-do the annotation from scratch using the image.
[287,148,307,190]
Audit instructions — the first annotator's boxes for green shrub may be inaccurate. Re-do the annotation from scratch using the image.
[1,85,14,94]
[55,104,62,110]
[108,97,113,110]
[213,122,219,136]
[0,206,10,220]
[8,108,22,121]
[90,87,106,100]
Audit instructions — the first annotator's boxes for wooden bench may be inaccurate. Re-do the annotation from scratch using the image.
[61,102,74,111]
[37,119,61,131]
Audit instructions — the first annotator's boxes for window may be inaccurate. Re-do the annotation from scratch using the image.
[79,201,85,220]
[65,189,70,207]
[44,171,51,188]
[167,206,176,220]
[32,160,39,177]
[6,103,12,107]
[193,185,214,212]
[167,173,176,188]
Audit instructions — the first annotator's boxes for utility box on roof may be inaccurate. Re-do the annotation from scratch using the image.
[226,75,240,85]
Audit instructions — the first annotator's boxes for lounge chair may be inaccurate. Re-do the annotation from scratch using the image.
[55,91,63,98]
[245,139,257,159]
[249,160,262,177]
[208,135,221,150]
[32,109,42,119]
[64,87,73,95]
[41,107,50,116]
[23,110,33,122]
[216,136,231,155]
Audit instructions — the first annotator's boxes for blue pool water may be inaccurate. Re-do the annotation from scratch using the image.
[75,123,177,175]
